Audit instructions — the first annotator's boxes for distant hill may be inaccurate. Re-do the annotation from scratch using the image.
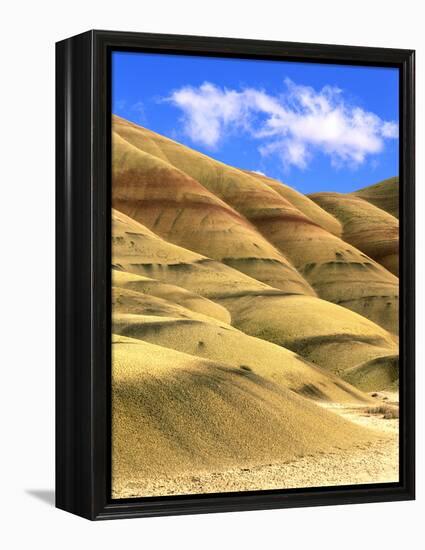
[352,177,399,219]
[309,191,399,276]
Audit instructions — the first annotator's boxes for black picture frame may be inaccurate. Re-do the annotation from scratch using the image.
[56,29,415,520]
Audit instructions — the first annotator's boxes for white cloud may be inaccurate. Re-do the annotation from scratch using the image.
[167,79,398,169]
[381,120,399,138]
[168,83,248,148]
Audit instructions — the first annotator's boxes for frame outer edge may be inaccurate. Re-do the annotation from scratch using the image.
[401,49,415,500]
[56,30,96,520]
[57,30,416,520]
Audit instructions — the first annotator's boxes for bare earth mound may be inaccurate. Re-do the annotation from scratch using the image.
[309,191,399,276]
[112,132,312,294]
[219,293,397,379]
[112,288,373,404]
[112,208,398,389]
[112,269,231,323]
[112,208,279,299]
[112,336,381,498]
[352,177,399,219]
[245,170,343,237]
[343,355,399,391]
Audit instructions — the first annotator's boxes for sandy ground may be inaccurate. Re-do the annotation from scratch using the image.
[112,396,399,499]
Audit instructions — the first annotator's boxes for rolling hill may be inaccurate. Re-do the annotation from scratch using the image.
[112,335,379,497]
[112,206,397,388]
[112,132,313,295]
[243,169,343,237]
[112,115,399,335]
[352,177,399,219]
[113,269,231,323]
[110,115,400,497]
[112,285,373,404]
[309,192,399,276]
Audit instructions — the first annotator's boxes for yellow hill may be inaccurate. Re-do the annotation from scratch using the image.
[352,177,399,219]
[112,116,398,335]
[112,335,379,497]
[112,208,285,299]
[245,170,342,237]
[247,205,398,334]
[219,293,397,384]
[110,116,400,498]
[112,208,398,389]
[342,355,399,392]
[113,286,231,327]
[113,132,312,294]
[309,192,399,276]
[112,269,231,323]
[112,269,230,324]
[112,287,373,403]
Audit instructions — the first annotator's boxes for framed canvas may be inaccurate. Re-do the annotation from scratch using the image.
[56,30,415,520]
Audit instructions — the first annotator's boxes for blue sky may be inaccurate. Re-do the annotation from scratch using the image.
[112,51,399,194]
